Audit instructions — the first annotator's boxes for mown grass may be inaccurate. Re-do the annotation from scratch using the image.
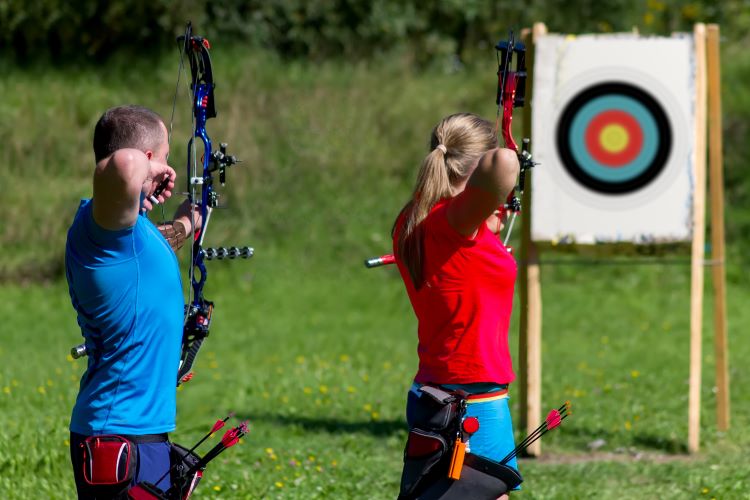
[2,259,748,498]
[1,43,749,498]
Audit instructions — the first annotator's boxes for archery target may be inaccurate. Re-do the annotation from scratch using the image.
[556,82,672,194]
[531,34,696,243]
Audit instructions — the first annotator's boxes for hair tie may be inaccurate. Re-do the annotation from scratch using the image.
[435,144,447,154]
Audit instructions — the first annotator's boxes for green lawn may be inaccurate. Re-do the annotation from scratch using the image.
[1,254,747,499]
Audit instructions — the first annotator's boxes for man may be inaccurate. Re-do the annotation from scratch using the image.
[65,105,198,498]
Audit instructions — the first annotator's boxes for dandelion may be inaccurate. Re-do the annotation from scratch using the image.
[213,485,221,492]
[64,439,69,446]
[363,403,373,412]
[37,386,46,395]
[371,412,380,420]
[275,481,284,488]
[262,391,270,399]
[308,455,316,462]
[701,487,709,494]
[303,387,312,395]
[319,385,328,394]
[339,354,350,362]
[624,421,632,431]
[266,448,274,454]
[47,379,54,387]
[631,370,640,379]
[3,387,10,395]
[331,460,338,467]
[66,354,74,362]
[315,465,323,472]
[209,360,219,369]
[346,386,356,394]
[281,396,289,404]
[382,361,392,370]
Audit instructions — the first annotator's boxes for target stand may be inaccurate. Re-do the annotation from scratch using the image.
[516,23,728,455]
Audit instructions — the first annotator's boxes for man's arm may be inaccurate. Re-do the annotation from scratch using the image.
[156,200,204,252]
[92,149,175,230]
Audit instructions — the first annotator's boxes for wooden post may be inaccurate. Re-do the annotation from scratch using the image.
[518,22,546,457]
[706,24,730,431]
[688,23,708,454]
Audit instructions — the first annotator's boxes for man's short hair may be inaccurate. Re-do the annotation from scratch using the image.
[93,105,166,162]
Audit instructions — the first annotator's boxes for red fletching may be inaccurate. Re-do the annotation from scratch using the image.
[545,409,562,430]
[462,417,480,434]
[210,420,225,435]
[180,372,194,383]
[220,421,248,448]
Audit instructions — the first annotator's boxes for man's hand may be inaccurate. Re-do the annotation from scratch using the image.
[173,199,203,235]
[141,161,176,212]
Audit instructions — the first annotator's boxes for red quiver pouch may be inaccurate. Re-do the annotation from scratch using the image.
[82,435,136,486]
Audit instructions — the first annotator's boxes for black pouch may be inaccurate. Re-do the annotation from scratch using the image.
[417,453,523,500]
[399,386,466,500]
[82,435,136,487]
[399,429,449,499]
[408,386,461,431]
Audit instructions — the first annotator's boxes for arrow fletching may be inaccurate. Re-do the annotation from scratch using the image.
[545,409,562,430]
[221,421,248,448]
[210,412,235,436]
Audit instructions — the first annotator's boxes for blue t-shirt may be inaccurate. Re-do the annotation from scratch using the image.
[65,199,183,435]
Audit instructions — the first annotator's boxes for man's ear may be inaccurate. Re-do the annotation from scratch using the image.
[145,150,153,160]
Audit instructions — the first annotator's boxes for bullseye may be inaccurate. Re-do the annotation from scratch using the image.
[584,109,643,167]
[556,82,672,194]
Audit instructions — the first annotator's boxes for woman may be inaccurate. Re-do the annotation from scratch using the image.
[393,113,521,498]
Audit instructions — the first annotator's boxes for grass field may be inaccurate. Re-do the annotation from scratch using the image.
[1,254,748,498]
[1,44,749,499]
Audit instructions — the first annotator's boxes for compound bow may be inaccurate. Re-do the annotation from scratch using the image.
[174,22,254,386]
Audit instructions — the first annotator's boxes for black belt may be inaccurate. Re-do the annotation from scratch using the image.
[72,432,169,444]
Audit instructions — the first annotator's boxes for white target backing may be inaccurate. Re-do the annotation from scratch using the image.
[531,34,696,244]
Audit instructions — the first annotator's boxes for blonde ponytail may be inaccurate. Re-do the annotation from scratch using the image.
[395,113,497,288]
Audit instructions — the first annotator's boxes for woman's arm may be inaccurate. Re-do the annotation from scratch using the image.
[446,147,519,237]
[92,149,175,230]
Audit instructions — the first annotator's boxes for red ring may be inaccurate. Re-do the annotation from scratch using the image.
[584,110,643,167]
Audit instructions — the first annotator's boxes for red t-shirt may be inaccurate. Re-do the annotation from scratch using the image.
[394,199,517,385]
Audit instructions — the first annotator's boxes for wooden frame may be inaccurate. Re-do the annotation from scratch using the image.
[518,23,727,455]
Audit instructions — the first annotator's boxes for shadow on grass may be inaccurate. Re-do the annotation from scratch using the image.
[551,426,689,455]
[239,413,408,437]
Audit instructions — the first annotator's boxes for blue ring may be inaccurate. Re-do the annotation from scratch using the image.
[568,96,658,182]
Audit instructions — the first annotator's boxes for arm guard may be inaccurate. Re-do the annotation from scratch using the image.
[157,220,188,252]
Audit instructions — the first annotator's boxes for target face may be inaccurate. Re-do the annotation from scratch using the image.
[556,82,672,194]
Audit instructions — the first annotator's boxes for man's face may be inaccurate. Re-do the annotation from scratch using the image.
[147,122,170,163]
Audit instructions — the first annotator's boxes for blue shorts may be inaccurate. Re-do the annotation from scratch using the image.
[407,383,519,475]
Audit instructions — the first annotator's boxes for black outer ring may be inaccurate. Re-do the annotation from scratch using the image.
[555,82,673,195]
